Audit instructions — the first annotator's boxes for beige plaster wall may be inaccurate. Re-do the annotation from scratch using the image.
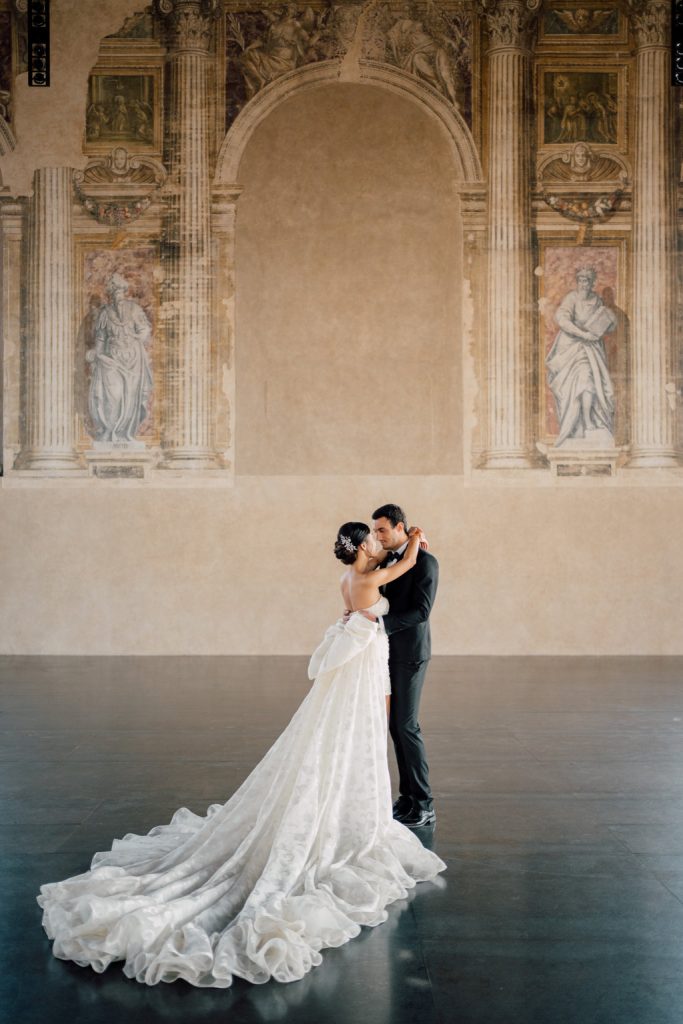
[1,479,682,655]
[235,84,463,476]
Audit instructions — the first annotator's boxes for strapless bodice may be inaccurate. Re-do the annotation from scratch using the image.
[357,596,389,617]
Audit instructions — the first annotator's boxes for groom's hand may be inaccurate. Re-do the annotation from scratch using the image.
[410,525,430,551]
[342,609,352,623]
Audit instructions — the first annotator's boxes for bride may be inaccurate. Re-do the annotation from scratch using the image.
[37,521,446,988]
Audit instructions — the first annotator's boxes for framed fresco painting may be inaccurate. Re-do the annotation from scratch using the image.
[535,238,629,448]
[85,67,162,154]
[538,64,626,150]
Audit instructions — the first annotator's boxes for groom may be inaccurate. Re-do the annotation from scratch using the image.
[363,503,439,829]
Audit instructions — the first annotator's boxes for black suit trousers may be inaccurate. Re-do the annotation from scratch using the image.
[388,658,432,811]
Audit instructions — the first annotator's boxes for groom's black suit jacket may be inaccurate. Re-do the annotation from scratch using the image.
[381,548,439,663]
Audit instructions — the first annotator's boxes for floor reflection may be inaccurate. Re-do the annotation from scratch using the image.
[6,654,683,1024]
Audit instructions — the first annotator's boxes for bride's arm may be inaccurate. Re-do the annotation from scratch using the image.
[371,528,423,587]
[366,549,390,571]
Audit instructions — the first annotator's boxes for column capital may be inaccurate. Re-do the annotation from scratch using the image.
[477,0,541,51]
[155,0,220,54]
[627,0,670,48]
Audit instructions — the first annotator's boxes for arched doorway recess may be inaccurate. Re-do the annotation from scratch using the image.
[212,62,483,475]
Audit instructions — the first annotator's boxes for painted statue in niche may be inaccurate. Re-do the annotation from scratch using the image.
[225,2,471,130]
[540,246,630,448]
[82,250,157,446]
[545,266,617,446]
[543,71,618,145]
[86,73,155,145]
[86,274,154,446]
[543,7,619,36]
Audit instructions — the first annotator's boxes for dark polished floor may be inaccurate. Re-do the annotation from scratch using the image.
[3,656,683,1024]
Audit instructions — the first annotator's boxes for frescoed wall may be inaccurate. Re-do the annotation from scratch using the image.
[1,0,683,656]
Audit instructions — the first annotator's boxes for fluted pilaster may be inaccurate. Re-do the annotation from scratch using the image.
[17,167,81,471]
[628,0,678,466]
[158,0,221,469]
[480,1,540,468]
[211,185,242,473]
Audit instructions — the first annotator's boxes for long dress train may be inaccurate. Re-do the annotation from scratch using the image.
[37,597,446,987]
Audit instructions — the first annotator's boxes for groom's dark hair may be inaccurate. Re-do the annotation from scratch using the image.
[372,504,408,531]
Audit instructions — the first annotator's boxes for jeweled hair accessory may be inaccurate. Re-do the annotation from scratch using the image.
[339,534,356,555]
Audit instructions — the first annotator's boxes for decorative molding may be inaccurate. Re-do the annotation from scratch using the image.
[73,148,167,226]
[215,59,482,186]
[539,4,628,46]
[77,147,167,187]
[73,181,156,227]
[540,187,625,222]
[538,143,630,184]
[547,8,617,34]
[478,0,542,49]
[627,0,669,47]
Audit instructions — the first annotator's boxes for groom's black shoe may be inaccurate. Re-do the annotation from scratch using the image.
[401,807,436,829]
[392,797,413,822]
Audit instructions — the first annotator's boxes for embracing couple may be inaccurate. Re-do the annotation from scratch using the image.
[338,502,439,830]
[38,503,443,989]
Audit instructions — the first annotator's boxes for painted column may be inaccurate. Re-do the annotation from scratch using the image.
[211,184,242,475]
[17,167,81,471]
[628,0,678,466]
[157,0,221,469]
[480,1,540,468]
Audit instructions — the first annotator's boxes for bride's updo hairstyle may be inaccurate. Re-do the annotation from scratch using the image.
[334,522,370,565]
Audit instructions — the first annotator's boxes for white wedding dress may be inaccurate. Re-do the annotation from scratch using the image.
[37,598,446,987]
